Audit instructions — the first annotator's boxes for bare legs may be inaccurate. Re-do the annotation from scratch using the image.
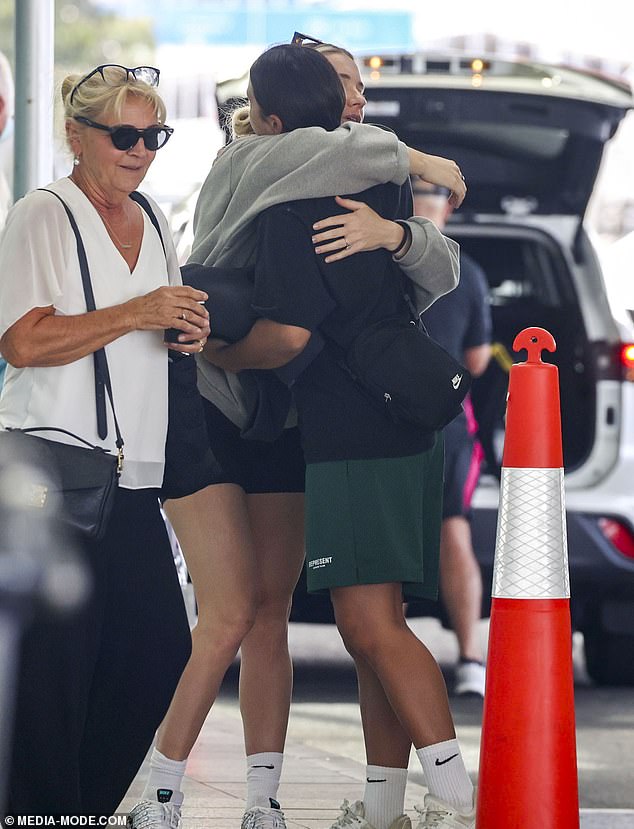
[438,516,483,662]
[158,484,256,759]
[331,582,456,752]
[239,492,305,754]
[354,654,411,768]
[157,487,305,762]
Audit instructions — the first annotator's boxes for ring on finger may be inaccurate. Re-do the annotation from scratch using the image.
[181,311,187,321]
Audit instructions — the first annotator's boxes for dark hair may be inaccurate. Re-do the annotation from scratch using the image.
[249,44,344,132]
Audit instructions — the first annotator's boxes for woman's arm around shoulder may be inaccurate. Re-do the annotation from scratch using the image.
[215,122,411,193]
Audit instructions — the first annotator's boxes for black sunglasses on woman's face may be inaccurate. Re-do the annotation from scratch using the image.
[69,64,160,105]
[73,116,174,151]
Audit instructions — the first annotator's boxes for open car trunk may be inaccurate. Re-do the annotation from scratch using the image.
[449,223,595,476]
[363,59,632,219]
[361,58,633,477]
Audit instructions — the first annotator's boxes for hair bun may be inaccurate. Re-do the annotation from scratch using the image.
[231,106,254,138]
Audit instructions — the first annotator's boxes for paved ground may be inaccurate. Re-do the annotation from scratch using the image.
[120,608,634,827]
[121,698,634,828]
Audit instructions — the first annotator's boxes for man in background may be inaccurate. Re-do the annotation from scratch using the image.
[418,184,492,697]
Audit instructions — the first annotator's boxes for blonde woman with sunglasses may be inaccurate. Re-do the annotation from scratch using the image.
[0,64,210,817]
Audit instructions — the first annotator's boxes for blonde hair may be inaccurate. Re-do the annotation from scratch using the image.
[305,42,354,61]
[61,67,167,149]
[230,104,255,138]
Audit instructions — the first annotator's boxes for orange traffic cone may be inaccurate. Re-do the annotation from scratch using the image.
[476,327,579,829]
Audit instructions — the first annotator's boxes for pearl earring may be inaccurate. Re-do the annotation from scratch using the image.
[73,157,80,167]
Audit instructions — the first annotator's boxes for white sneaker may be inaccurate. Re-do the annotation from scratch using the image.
[454,660,486,697]
[241,798,287,829]
[414,792,476,828]
[127,792,183,829]
[329,800,411,829]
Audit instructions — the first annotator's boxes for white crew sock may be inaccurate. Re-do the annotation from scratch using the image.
[141,747,187,803]
[416,739,474,811]
[246,752,284,809]
[363,765,408,829]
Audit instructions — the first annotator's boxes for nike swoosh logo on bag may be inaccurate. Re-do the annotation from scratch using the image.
[434,753,459,766]
[451,374,463,390]
[251,764,275,769]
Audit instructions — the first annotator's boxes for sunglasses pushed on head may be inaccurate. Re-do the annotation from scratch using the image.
[290,31,325,46]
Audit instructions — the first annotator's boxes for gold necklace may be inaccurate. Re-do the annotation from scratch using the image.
[99,205,132,250]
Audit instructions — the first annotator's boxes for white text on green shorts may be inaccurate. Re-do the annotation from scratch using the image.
[308,557,332,570]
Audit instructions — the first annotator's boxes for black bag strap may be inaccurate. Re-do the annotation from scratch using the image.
[130,191,192,369]
[130,191,166,254]
[39,189,124,464]
[7,425,112,452]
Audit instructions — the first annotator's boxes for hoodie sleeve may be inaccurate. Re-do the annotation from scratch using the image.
[396,217,461,313]
[230,121,409,195]
[190,123,409,267]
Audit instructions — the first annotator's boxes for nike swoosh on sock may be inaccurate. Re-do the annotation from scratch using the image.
[434,753,459,766]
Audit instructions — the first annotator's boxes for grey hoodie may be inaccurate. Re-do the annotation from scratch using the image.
[190,121,460,427]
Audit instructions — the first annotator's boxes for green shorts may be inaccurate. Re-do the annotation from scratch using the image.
[304,435,444,601]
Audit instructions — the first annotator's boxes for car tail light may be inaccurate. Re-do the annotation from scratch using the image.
[593,341,634,381]
[598,517,634,559]
[621,343,634,382]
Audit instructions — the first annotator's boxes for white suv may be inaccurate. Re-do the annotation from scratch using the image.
[353,52,634,685]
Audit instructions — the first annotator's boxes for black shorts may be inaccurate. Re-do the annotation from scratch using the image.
[203,397,306,495]
[161,356,228,500]
[442,414,484,519]
[161,357,306,499]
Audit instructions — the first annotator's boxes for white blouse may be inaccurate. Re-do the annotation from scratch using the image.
[0,177,181,489]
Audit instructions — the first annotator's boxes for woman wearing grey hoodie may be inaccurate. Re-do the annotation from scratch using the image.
[129,44,464,829]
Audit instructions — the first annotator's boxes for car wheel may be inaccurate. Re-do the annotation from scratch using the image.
[583,624,634,686]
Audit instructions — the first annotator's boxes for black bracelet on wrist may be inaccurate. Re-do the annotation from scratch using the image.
[391,220,412,259]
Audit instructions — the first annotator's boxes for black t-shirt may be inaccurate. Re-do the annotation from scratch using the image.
[253,182,434,463]
[422,250,492,436]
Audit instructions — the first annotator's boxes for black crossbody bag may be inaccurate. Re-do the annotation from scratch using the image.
[0,190,124,540]
[341,278,472,433]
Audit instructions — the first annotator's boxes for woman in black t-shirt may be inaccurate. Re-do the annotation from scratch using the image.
[206,44,476,829]
[130,39,468,829]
